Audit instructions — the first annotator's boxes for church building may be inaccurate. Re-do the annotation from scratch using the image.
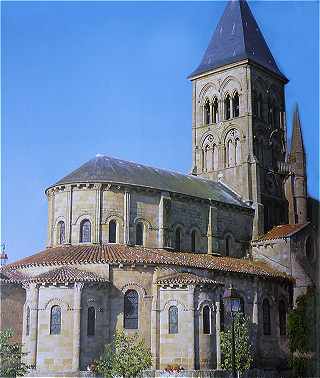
[1,0,318,375]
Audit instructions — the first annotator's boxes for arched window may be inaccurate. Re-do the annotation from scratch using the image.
[175,228,181,251]
[225,236,231,257]
[263,299,271,335]
[213,98,219,123]
[306,236,315,262]
[225,129,240,168]
[109,220,117,243]
[168,306,178,334]
[26,306,30,336]
[235,138,241,165]
[136,222,144,246]
[204,100,211,125]
[57,221,65,244]
[232,92,239,117]
[203,305,211,334]
[212,144,218,171]
[50,305,61,335]
[258,94,263,119]
[191,230,197,252]
[124,290,138,329]
[227,139,235,167]
[87,306,95,336]
[204,145,212,172]
[224,94,231,120]
[279,300,286,336]
[80,219,91,243]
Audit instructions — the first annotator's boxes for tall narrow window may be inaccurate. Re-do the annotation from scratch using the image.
[203,306,211,334]
[224,94,231,120]
[279,300,286,336]
[258,94,263,119]
[26,306,30,336]
[175,228,181,251]
[227,139,235,167]
[235,138,241,165]
[213,145,218,171]
[232,92,239,117]
[191,230,196,252]
[168,306,178,334]
[124,290,138,329]
[263,299,271,335]
[204,100,210,125]
[204,145,211,172]
[57,221,65,244]
[109,220,117,243]
[80,219,91,243]
[136,223,144,246]
[213,98,219,123]
[87,306,96,336]
[50,305,61,335]
[225,236,231,257]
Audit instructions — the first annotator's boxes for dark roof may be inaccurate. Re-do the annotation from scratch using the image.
[189,0,287,81]
[156,272,223,286]
[255,223,309,242]
[5,244,293,283]
[50,155,250,208]
[290,105,305,156]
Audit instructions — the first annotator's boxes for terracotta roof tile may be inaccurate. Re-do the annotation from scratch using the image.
[5,244,293,282]
[256,223,309,242]
[0,268,29,284]
[157,272,223,286]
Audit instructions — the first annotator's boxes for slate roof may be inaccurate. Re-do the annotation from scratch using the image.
[5,244,293,283]
[255,223,309,242]
[50,155,251,209]
[189,0,287,81]
[156,272,223,286]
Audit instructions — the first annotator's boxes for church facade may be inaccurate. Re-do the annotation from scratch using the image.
[1,0,318,375]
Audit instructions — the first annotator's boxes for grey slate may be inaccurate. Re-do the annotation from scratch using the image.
[52,155,251,208]
[189,0,287,81]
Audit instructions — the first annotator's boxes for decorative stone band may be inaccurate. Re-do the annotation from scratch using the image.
[5,244,294,283]
[156,272,223,286]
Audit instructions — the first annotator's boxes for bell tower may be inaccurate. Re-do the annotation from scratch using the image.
[189,0,289,237]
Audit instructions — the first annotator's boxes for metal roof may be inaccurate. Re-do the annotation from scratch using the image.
[51,155,251,208]
[189,0,287,81]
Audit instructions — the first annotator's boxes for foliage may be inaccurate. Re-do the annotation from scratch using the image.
[0,328,30,377]
[287,287,317,377]
[220,313,253,375]
[95,329,152,378]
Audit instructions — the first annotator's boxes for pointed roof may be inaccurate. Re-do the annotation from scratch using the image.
[189,0,287,81]
[290,105,305,155]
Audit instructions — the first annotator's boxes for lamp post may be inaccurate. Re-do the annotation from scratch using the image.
[223,285,241,378]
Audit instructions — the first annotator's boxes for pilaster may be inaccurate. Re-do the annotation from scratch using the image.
[207,205,221,255]
[66,186,73,244]
[72,282,83,372]
[215,300,221,369]
[94,184,102,243]
[29,283,39,367]
[187,285,195,370]
[151,282,160,369]
[158,192,171,248]
[123,190,131,244]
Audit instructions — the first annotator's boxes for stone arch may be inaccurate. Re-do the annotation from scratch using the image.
[73,213,94,226]
[121,282,147,299]
[161,299,188,312]
[224,128,241,167]
[200,131,220,147]
[223,231,234,257]
[43,297,71,311]
[104,213,124,227]
[219,75,242,94]
[199,82,218,102]
[133,216,153,230]
[197,299,215,312]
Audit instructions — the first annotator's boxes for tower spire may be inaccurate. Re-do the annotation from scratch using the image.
[290,104,305,157]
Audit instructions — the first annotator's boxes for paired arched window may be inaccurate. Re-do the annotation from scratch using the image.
[224,94,231,120]
[279,300,286,336]
[306,236,315,262]
[263,299,271,335]
[225,129,241,167]
[168,306,178,334]
[124,290,138,329]
[109,220,117,243]
[136,223,144,246]
[26,306,30,336]
[175,228,181,251]
[87,307,95,336]
[50,305,61,335]
[225,236,231,257]
[191,230,197,253]
[57,221,65,244]
[80,219,91,243]
[203,306,211,334]
[232,92,239,117]
[204,100,211,125]
[213,98,219,123]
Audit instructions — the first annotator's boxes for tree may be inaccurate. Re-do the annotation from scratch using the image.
[95,330,152,378]
[0,328,30,377]
[220,313,253,376]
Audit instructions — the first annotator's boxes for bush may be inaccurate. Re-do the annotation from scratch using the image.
[95,329,152,378]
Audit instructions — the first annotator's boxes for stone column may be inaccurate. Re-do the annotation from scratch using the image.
[158,192,171,248]
[150,282,160,369]
[29,283,39,367]
[187,285,195,370]
[123,190,131,244]
[47,190,54,247]
[66,186,73,244]
[72,283,83,372]
[207,205,220,255]
[215,300,221,370]
[94,184,102,243]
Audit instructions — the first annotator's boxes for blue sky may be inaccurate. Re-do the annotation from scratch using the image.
[2,1,319,262]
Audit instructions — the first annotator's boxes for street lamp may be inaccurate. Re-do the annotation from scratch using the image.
[223,285,241,378]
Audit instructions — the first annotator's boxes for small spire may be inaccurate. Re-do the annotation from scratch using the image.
[0,243,8,266]
[290,104,305,155]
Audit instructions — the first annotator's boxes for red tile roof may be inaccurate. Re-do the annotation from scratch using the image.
[0,268,29,284]
[256,223,309,242]
[157,272,223,286]
[5,244,293,283]
[28,266,107,284]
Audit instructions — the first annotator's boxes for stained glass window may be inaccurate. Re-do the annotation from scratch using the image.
[80,219,91,243]
[109,220,117,243]
[87,307,95,336]
[50,305,61,335]
[175,228,181,251]
[58,221,65,244]
[279,300,286,336]
[26,306,30,336]
[263,299,271,335]
[169,306,178,334]
[136,223,143,246]
[124,290,138,329]
[203,306,211,334]
[191,230,196,253]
